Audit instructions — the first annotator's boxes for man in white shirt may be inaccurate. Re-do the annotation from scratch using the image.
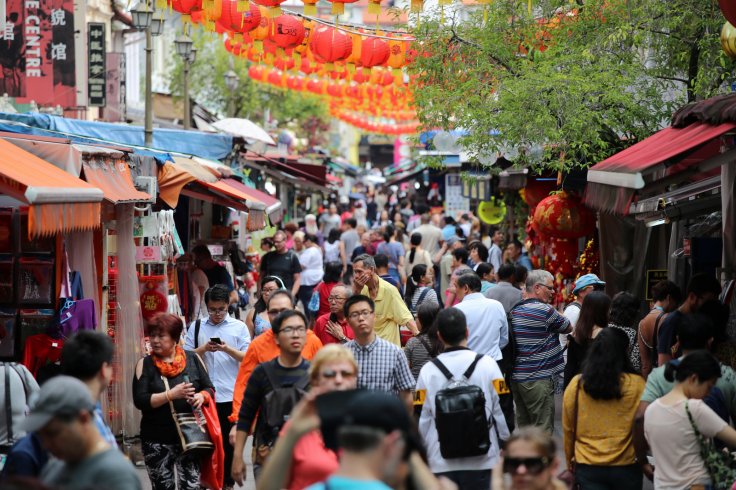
[416,307,510,488]
[488,227,504,274]
[185,285,251,490]
[453,273,509,362]
[414,213,443,256]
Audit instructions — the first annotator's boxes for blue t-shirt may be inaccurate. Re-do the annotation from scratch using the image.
[1,433,48,479]
[306,476,392,490]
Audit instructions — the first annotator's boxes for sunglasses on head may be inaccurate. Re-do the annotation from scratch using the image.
[503,456,550,475]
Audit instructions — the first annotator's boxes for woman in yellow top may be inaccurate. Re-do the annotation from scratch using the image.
[562,328,645,489]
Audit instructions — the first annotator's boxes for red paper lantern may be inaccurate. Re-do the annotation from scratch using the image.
[307,78,325,95]
[271,15,305,49]
[219,0,261,32]
[248,64,267,82]
[720,0,736,26]
[361,38,390,68]
[523,178,557,210]
[546,238,578,278]
[387,39,408,70]
[310,26,352,65]
[532,192,595,240]
[286,75,305,90]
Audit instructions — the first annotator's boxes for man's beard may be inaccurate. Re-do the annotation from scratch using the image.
[306,223,318,234]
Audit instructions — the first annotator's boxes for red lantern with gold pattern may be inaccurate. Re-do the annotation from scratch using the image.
[523,178,557,211]
[532,192,595,240]
[219,0,261,32]
[546,238,578,278]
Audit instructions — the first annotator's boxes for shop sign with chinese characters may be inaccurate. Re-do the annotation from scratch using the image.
[87,22,105,107]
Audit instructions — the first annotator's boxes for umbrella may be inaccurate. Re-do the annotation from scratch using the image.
[212,118,276,146]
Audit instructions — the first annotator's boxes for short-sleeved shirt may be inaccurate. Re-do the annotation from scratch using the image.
[306,476,392,490]
[377,241,405,271]
[261,250,302,291]
[184,314,252,402]
[485,281,522,313]
[41,448,142,490]
[641,360,736,422]
[657,309,687,356]
[313,313,354,346]
[202,263,234,292]
[284,428,338,490]
[340,229,360,261]
[361,278,414,346]
[345,336,415,394]
[319,214,342,236]
[645,398,727,489]
[510,299,570,382]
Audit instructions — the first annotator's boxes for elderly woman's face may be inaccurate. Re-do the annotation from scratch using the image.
[315,360,358,391]
[149,330,176,358]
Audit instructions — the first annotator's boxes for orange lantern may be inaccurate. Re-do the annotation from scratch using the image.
[249,6,271,52]
[172,0,203,23]
[387,39,408,76]
[270,15,305,50]
[361,37,390,69]
[310,26,353,69]
[345,32,364,73]
[532,192,595,240]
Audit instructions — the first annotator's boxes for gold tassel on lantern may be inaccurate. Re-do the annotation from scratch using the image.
[367,0,380,16]
[331,2,345,15]
[237,0,249,11]
[156,0,167,10]
[410,0,422,12]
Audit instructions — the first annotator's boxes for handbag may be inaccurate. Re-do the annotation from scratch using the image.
[685,400,736,490]
[557,379,581,489]
[308,284,320,313]
[161,376,214,458]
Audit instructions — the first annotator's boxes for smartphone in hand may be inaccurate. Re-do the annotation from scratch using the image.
[209,337,222,344]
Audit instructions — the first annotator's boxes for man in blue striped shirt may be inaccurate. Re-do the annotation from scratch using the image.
[509,270,571,433]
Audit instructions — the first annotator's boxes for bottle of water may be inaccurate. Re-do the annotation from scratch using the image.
[183,375,207,431]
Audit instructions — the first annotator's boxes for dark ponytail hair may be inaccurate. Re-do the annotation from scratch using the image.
[416,302,443,357]
[664,350,721,384]
[580,328,637,400]
[409,233,422,263]
[405,264,428,310]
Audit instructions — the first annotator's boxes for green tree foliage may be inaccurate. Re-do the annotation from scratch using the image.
[168,32,329,146]
[410,0,734,170]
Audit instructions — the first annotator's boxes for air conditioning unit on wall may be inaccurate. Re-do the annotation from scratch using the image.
[134,176,158,203]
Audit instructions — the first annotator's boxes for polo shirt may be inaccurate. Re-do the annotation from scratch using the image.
[361,277,414,346]
[229,328,323,422]
[454,293,509,360]
[313,313,354,345]
[485,281,522,313]
[416,348,510,473]
[184,314,251,402]
[510,299,570,382]
[345,336,415,394]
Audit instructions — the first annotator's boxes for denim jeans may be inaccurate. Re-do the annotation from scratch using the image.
[574,463,642,490]
[435,469,491,490]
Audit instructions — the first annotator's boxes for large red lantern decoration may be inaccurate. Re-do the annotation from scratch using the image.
[361,38,390,69]
[720,0,736,26]
[546,238,578,278]
[310,26,353,67]
[270,15,305,50]
[523,178,557,211]
[532,192,595,240]
[219,0,261,32]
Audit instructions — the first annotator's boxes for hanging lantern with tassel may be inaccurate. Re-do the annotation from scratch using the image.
[360,37,390,72]
[310,26,353,70]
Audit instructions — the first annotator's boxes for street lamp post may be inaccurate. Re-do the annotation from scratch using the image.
[131,1,164,147]
[175,33,194,130]
[224,69,239,117]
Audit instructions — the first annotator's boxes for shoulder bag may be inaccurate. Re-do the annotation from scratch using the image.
[685,400,736,490]
[161,376,214,457]
[557,379,581,489]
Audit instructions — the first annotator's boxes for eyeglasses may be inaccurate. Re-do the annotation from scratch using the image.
[273,239,285,244]
[279,326,307,335]
[503,457,550,475]
[320,369,356,379]
[328,296,348,303]
[268,308,290,316]
[208,307,227,315]
[348,310,373,320]
[536,283,555,292]
[262,287,279,295]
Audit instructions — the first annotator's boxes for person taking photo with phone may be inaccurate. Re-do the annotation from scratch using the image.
[184,284,250,490]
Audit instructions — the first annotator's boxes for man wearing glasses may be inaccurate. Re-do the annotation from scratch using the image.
[509,270,571,434]
[343,295,415,410]
[184,284,251,490]
[313,285,355,345]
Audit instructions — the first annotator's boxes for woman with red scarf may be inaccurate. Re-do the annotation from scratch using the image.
[133,313,216,490]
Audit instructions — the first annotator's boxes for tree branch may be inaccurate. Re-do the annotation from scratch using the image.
[653,74,689,84]
[448,26,517,76]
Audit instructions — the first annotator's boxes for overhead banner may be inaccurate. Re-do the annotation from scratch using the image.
[87,22,105,107]
[0,0,77,108]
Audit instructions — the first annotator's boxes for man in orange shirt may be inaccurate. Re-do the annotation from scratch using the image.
[228,290,323,435]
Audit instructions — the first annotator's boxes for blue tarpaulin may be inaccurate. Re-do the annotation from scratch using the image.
[0,112,233,160]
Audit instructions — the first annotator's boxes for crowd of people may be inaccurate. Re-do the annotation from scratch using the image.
[0,198,734,490]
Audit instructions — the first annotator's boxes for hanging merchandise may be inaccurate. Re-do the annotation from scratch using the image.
[139,277,168,322]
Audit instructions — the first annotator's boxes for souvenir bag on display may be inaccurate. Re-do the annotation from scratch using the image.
[686,400,736,490]
[307,283,321,314]
[161,375,214,458]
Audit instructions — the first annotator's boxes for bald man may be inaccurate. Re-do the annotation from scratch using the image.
[312,285,355,345]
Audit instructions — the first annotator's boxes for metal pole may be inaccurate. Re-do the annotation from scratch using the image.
[144,29,153,146]
[228,92,235,118]
[183,61,190,129]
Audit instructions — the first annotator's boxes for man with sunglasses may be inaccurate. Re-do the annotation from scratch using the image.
[185,284,251,490]
[416,307,509,489]
[228,291,323,442]
[509,270,571,434]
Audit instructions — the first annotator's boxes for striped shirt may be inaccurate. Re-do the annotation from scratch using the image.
[410,286,439,313]
[510,299,570,382]
[404,335,437,380]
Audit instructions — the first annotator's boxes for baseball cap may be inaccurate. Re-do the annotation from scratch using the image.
[573,274,606,295]
[446,236,460,247]
[21,376,96,432]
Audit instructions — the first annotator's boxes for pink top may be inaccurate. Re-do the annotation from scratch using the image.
[285,428,339,490]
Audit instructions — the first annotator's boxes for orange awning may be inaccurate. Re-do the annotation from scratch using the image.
[82,158,151,203]
[199,180,267,230]
[157,162,197,208]
[0,139,103,237]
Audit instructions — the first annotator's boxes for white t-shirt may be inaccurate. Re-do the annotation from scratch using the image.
[416,349,510,473]
[561,302,581,355]
[299,246,325,286]
[645,398,727,489]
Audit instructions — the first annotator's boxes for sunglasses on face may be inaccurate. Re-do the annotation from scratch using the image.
[503,457,550,475]
[320,369,356,379]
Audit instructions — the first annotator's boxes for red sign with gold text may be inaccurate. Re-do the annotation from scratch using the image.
[0,0,76,108]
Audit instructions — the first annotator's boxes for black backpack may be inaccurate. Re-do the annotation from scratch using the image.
[256,360,310,447]
[432,354,491,459]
